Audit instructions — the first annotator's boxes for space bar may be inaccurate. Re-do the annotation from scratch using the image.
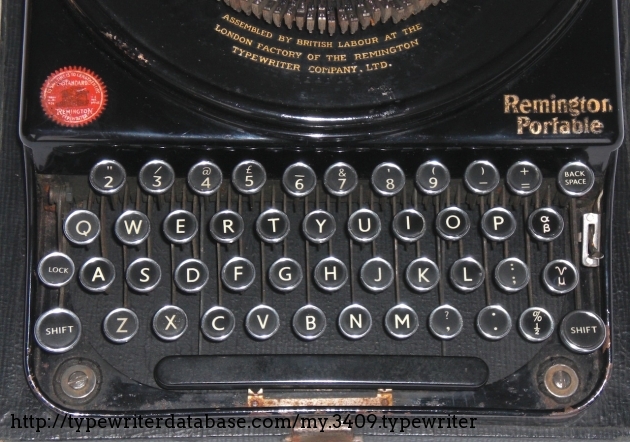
[155,355,489,389]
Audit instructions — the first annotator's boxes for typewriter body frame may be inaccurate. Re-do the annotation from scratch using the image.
[17,0,625,422]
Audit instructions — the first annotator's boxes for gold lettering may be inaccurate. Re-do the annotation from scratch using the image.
[353,39,419,60]
[231,46,301,71]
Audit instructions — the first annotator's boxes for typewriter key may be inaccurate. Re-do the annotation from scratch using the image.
[163,210,198,244]
[221,257,256,292]
[450,257,484,292]
[103,308,139,343]
[476,305,512,340]
[209,210,244,244]
[384,304,419,339]
[89,160,126,195]
[436,207,470,241]
[506,161,542,196]
[153,306,188,341]
[519,307,554,342]
[481,207,517,241]
[256,209,290,243]
[138,160,175,195]
[34,308,82,353]
[79,257,116,292]
[405,257,440,292]
[371,162,405,196]
[292,305,326,340]
[338,304,372,339]
[323,163,358,196]
[200,306,236,341]
[268,258,303,292]
[38,252,75,288]
[302,210,336,243]
[528,207,564,242]
[63,210,101,245]
[232,160,266,194]
[542,259,578,294]
[282,163,317,197]
[360,257,394,292]
[246,305,280,340]
[174,259,209,293]
[415,161,450,195]
[559,310,606,354]
[313,257,348,292]
[464,160,500,195]
[494,257,529,293]
[429,305,463,340]
[126,258,161,293]
[188,161,222,196]
[558,162,595,197]
[115,210,151,246]
[347,209,381,243]
[392,209,426,243]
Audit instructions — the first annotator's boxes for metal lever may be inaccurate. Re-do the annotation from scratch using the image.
[582,213,603,267]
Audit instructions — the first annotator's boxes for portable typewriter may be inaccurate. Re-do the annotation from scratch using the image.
[20,0,623,416]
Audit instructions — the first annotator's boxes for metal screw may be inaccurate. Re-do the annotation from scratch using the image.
[552,370,572,390]
[67,371,89,390]
[58,363,99,400]
[544,363,579,399]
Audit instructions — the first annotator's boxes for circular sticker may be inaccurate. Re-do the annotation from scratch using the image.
[40,67,107,127]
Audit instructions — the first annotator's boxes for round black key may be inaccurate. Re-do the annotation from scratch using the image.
[153,305,188,341]
[187,161,222,196]
[429,305,463,340]
[477,305,512,340]
[384,304,419,339]
[415,161,450,195]
[323,162,358,196]
[481,207,517,241]
[450,257,484,292]
[115,210,151,246]
[282,163,317,197]
[256,209,290,243]
[64,210,101,245]
[292,305,327,340]
[38,252,75,288]
[302,210,336,243]
[543,259,578,294]
[209,210,244,244]
[338,304,372,340]
[528,207,564,242]
[464,160,500,195]
[103,308,139,343]
[79,257,116,292]
[557,161,595,197]
[371,162,405,196]
[405,258,440,293]
[519,307,554,342]
[506,161,542,196]
[268,258,303,292]
[436,207,470,241]
[232,160,266,194]
[246,305,280,340]
[313,257,348,292]
[34,308,82,353]
[163,210,198,244]
[89,160,126,195]
[360,257,394,292]
[347,209,381,243]
[200,306,236,342]
[174,259,209,293]
[494,257,529,293]
[392,209,426,242]
[560,310,606,354]
[126,258,161,293]
[138,160,175,195]
[221,257,256,292]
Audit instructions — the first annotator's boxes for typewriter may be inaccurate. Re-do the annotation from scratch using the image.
[20,0,623,417]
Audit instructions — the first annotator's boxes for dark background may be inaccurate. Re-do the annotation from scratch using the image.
[1,0,629,440]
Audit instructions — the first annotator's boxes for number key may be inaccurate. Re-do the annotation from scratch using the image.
[324,162,358,196]
[188,161,222,195]
[415,161,450,195]
[139,160,175,194]
[371,162,405,196]
[90,160,126,195]
[282,163,316,197]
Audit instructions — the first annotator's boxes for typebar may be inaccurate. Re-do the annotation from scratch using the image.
[154,355,489,389]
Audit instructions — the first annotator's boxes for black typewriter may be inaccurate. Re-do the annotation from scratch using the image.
[20,0,623,416]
